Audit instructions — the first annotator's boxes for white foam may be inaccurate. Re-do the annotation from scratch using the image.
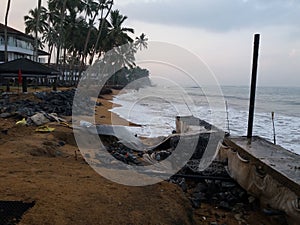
[109,86,300,154]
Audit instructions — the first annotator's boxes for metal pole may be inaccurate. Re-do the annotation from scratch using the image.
[247,34,260,139]
[271,112,276,144]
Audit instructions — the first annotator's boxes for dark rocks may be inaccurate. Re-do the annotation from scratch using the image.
[154,150,171,161]
[262,208,285,216]
[0,112,12,118]
[178,178,188,193]
[194,182,208,193]
[197,179,249,211]
[1,129,8,135]
[219,201,232,211]
[0,89,94,117]
[192,192,207,201]
[170,135,180,149]
[210,222,218,225]
[191,198,201,209]
[58,141,66,147]
[103,140,143,166]
[34,89,78,116]
[172,160,257,215]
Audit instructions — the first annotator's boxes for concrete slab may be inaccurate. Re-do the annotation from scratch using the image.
[225,136,300,196]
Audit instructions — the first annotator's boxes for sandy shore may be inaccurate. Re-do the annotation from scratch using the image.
[0,89,283,225]
[95,89,139,126]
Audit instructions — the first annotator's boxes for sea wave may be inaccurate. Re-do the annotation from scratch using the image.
[109,85,300,154]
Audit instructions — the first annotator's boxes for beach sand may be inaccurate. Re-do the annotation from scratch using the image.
[0,89,283,225]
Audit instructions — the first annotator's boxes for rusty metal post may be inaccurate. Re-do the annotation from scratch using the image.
[247,34,260,139]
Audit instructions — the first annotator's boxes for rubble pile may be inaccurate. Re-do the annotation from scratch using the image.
[172,162,251,210]
[100,133,288,224]
[105,142,142,165]
[170,161,288,225]
[97,130,214,168]
[0,89,94,118]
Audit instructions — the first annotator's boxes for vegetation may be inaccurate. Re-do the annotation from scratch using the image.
[21,0,149,87]
[107,67,151,88]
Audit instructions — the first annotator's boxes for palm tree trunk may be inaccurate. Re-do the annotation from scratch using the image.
[70,50,77,85]
[4,0,11,63]
[48,45,53,66]
[56,0,67,68]
[82,12,98,65]
[89,1,113,65]
[63,47,67,81]
[35,0,42,62]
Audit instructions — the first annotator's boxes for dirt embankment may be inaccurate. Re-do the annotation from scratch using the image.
[0,89,285,225]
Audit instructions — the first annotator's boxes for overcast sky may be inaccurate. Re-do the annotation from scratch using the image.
[1,0,299,87]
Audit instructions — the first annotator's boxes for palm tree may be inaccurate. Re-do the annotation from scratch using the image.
[35,0,42,61]
[135,33,148,51]
[24,6,48,60]
[43,26,58,65]
[89,0,114,64]
[82,0,101,65]
[90,9,134,64]
[48,0,86,67]
[24,7,48,35]
[4,0,11,62]
[105,43,136,85]
[107,10,134,48]
[48,0,68,67]
[44,2,61,65]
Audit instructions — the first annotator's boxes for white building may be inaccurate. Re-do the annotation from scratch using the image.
[0,23,48,64]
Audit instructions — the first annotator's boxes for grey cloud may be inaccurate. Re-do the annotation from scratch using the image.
[117,0,300,32]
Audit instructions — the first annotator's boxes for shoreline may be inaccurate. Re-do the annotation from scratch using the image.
[95,89,141,127]
[0,88,290,225]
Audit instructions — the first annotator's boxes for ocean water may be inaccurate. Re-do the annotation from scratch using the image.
[109,85,300,155]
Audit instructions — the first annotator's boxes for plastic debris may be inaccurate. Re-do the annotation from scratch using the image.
[79,120,93,128]
[35,126,55,133]
[30,112,50,126]
[16,118,27,126]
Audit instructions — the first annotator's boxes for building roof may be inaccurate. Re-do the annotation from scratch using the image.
[0,23,49,56]
[0,58,59,77]
[0,23,34,42]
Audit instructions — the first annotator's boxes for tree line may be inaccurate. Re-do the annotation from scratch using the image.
[3,0,149,87]
[22,0,148,68]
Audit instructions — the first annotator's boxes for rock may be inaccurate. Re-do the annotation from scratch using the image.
[170,136,180,149]
[30,112,51,126]
[0,112,12,118]
[58,141,66,147]
[262,208,285,216]
[191,198,201,209]
[219,201,232,211]
[1,129,8,135]
[248,196,256,204]
[155,150,171,161]
[193,192,207,202]
[221,182,236,188]
[178,178,188,193]
[234,213,247,224]
[194,182,208,193]
[0,89,94,118]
